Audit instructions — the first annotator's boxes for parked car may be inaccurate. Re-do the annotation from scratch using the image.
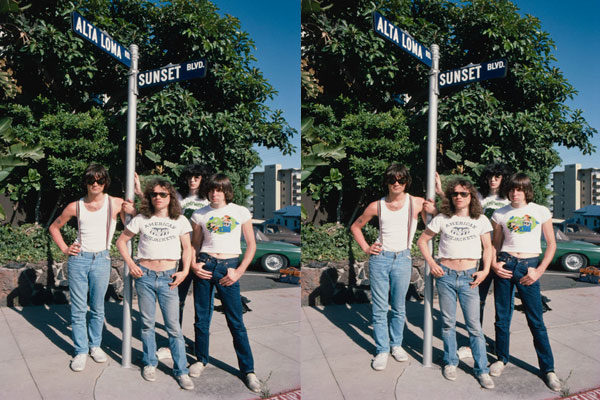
[541,228,600,272]
[241,227,301,272]
[553,223,600,246]
[253,223,300,246]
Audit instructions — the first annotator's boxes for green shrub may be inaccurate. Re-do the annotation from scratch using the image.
[301,223,428,263]
[0,223,126,264]
[301,223,378,263]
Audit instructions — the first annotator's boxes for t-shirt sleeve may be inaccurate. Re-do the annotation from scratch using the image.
[426,215,442,234]
[125,215,141,234]
[238,206,252,224]
[190,210,202,226]
[179,216,192,235]
[479,216,493,234]
[539,205,552,224]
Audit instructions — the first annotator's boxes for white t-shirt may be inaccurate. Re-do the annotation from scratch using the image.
[126,214,192,260]
[491,202,551,254]
[178,192,209,220]
[427,214,492,259]
[191,203,251,254]
[478,193,510,220]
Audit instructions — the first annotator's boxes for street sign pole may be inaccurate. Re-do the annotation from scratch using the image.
[423,43,439,368]
[121,43,138,368]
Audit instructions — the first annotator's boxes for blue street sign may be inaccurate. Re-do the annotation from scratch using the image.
[71,12,131,68]
[137,59,207,88]
[438,59,508,88]
[373,11,432,67]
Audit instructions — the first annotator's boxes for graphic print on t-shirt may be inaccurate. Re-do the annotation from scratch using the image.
[445,220,479,242]
[143,221,179,243]
[206,215,239,234]
[507,215,538,233]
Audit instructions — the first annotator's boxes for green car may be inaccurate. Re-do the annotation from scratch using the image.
[541,228,600,272]
[241,228,301,273]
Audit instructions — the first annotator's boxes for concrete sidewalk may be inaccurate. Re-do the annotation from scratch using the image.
[0,287,300,400]
[302,286,600,400]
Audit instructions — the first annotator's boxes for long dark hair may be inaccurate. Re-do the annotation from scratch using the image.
[81,163,110,192]
[478,162,513,198]
[439,178,483,219]
[181,163,214,199]
[138,178,182,219]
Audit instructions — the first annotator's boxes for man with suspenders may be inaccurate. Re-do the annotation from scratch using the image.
[49,164,126,372]
[351,164,426,371]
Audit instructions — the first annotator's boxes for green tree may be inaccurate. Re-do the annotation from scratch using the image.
[0,0,295,222]
[302,0,596,219]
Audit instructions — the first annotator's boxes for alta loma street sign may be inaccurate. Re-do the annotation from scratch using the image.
[71,11,131,68]
[372,11,432,67]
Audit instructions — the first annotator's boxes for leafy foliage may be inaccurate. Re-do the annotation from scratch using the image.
[0,0,295,223]
[302,0,596,216]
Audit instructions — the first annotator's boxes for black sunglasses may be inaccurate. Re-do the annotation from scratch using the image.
[386,176,407,185]
[450,191,470,198]
[86,177,106,185]
[150,192,169,198]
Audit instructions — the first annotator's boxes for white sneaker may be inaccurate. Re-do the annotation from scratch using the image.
[457,346,472,359]
[89,347,108,363]
[478,373,495,389]
[142,365,156,382]
[70,354,87,372]
[189,362,206,378]
[245,373,261,393]
[443,365,457,381]
[371,353,388,371]
[489,361,506,377]
[391,346,408,362]
[546,372,562,392]
[156,347,172,360]
[177,374,194,390]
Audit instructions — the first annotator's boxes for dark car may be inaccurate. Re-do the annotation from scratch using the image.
[542,228,600,272]
[241,227,301,273]
[554,223,600,246]
[253,223,301,246]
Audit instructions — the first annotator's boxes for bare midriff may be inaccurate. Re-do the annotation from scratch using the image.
[439,258,478,271]
[506,252,539,259]
[138,259,178,271]
[206,252,238,259]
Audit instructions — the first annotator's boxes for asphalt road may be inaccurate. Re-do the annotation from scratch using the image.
[239,270,299,292]
[540,268,598,291]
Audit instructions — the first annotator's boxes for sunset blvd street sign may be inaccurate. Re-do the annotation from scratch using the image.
[71,11,131,67]
[372,11,432,67]
[137,59,207,88]
[438,59,507,88]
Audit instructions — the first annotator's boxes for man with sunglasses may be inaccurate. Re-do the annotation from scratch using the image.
[350,163,426,371]
[417,179,494,388]
[49,164,127,372]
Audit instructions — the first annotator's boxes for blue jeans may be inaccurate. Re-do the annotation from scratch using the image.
[135,265,189,376]
[369,249,412,355]
[436,266,489,375]
[177,261,193,325]
[192,253,254,374]
[494,252,555,373]
[68,250,111,355]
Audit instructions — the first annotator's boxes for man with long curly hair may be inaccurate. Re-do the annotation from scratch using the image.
[116,178,194,390]
[417,178,494,389]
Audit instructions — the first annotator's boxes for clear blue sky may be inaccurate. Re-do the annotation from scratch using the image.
[211,1,300,172]
[514,0,600,171]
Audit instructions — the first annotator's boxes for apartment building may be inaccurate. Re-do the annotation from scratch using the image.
[252,164,301,220]
[552,163,600,219]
